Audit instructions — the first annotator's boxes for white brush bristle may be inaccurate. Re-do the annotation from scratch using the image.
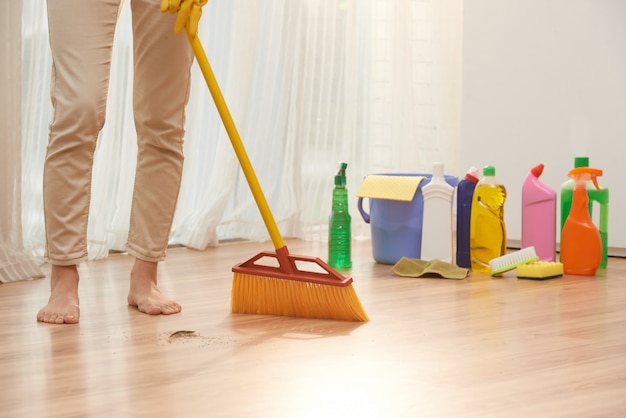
[489,246,539,275]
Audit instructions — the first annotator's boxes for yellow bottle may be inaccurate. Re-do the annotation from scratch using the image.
[470,165,507,272]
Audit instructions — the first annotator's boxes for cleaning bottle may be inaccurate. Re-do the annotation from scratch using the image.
[560,167,603,275]
[470,165,507,273]
[560,156,609,269]
[522,163,556,261]
[328,162,352,268]
[421,162,455,262]
[456,166,480,267]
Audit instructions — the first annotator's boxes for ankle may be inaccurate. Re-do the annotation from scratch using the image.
[48,264,80,298]
[131,258,158,283]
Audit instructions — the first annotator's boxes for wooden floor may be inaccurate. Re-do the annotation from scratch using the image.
[1,238,625,417]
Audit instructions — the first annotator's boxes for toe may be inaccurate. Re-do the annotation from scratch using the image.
[63,314,79,324]
[144,304,163,315]
[164,304,181,315]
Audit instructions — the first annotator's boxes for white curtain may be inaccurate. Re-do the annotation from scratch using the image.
[21,0,463,262]
[0,1,44,283]
[3,1,23,245]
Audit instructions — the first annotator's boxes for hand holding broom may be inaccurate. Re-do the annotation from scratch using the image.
[161,4,369,322]
[161,0,208,37]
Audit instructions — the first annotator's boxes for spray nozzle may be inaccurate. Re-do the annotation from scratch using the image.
[335,162,348,186]
[568,167,603,191]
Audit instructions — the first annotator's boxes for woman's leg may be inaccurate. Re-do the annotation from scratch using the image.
[125,0,194,314]
[38,0,122,324]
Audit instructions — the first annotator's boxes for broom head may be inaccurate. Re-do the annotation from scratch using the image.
[231,246,369,322]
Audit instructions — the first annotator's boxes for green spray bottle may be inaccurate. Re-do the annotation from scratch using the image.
[328,162,352,268]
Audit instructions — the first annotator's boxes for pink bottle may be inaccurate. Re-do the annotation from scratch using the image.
[522,163,557,261]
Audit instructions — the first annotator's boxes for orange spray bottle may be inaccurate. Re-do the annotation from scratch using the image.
[560,167,603,276]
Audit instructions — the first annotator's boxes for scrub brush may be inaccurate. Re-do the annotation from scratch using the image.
[517,261,564,280]
[488,246,539,275]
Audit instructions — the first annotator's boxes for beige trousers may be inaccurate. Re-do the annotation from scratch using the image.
[44,0,194,265]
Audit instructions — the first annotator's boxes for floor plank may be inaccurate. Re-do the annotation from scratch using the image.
[1,239,625,417]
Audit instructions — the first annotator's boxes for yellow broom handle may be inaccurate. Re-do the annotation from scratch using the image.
[187,33,285,250]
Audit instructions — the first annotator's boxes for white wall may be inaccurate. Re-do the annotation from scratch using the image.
[461,0,626,254]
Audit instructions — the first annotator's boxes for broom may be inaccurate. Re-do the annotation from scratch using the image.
[185,33,369,322]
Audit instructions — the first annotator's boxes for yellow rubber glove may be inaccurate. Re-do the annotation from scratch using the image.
[161,0,208,37]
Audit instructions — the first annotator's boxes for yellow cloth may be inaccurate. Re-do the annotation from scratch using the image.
[356,175,425,202]
[392,257,469,279]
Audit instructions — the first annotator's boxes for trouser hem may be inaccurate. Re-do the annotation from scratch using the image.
[45,251,88,266]
[126,242,166,263]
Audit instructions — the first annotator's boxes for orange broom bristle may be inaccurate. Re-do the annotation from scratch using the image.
[231,273,369,322]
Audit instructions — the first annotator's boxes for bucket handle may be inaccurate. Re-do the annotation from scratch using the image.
[357,197,370,224]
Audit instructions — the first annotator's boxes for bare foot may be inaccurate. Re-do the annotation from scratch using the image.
[127,259,181,315]
[37,265,80,324]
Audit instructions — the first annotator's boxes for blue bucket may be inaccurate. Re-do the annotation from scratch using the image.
[358,173,458,265]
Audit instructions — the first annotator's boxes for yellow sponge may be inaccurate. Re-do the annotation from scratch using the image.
[517,261,564,280]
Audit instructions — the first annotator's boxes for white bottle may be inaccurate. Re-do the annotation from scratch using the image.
[421,162,455,262]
